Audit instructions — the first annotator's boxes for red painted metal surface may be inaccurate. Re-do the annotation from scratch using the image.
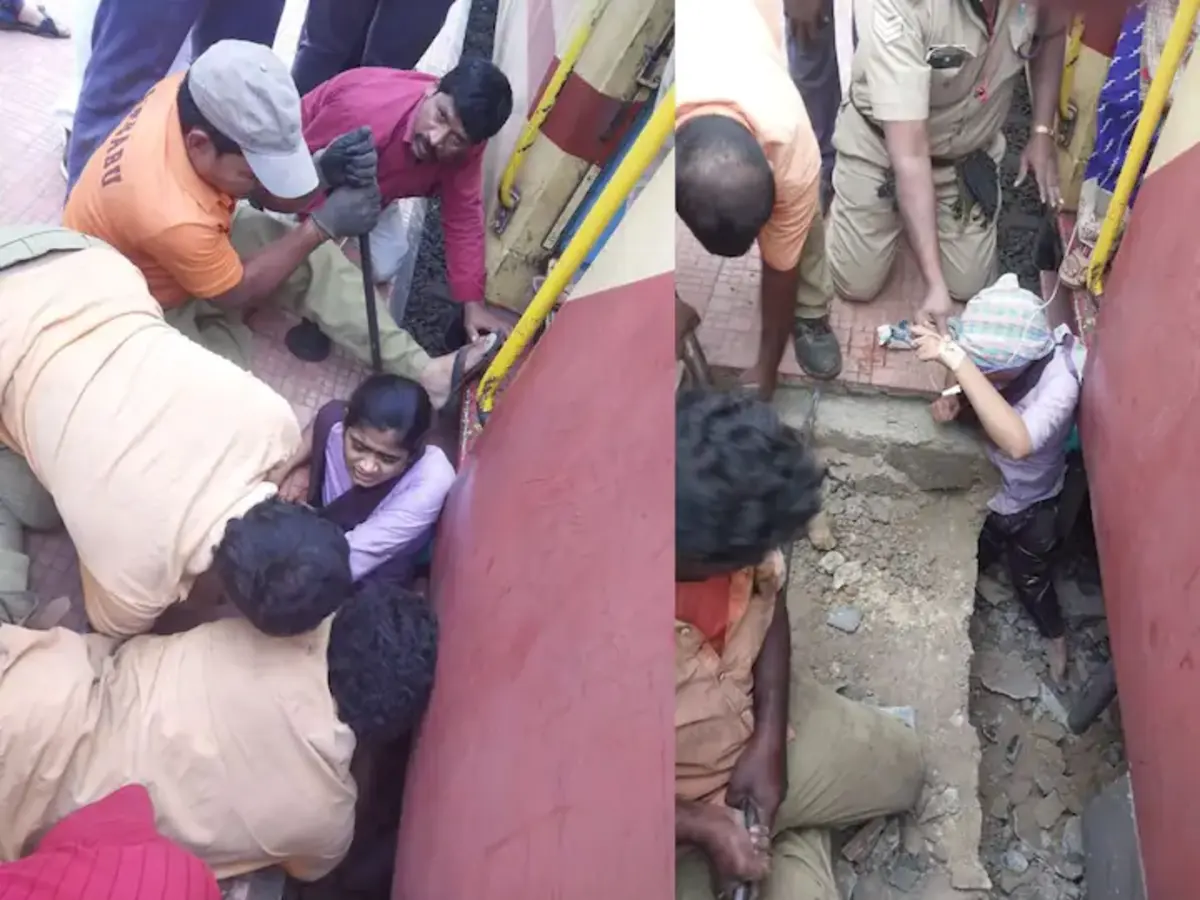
[1079,143,1200,899]
[393,273,675,899]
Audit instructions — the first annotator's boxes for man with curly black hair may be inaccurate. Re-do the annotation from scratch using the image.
[0,226,351,637]
[674,389,926,900]
[0,575,437,884]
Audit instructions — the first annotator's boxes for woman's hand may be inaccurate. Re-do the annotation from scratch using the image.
[911,324,966,371]
[278,468,311,504]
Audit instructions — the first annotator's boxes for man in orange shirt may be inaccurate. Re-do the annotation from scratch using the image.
[64,40,494,410]
[674,390,925,898]
[676,0,841,395]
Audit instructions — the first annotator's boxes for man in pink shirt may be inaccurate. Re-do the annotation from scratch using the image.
[300,58,517,342]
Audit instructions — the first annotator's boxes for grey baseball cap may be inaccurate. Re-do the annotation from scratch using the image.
[188,40,318,199]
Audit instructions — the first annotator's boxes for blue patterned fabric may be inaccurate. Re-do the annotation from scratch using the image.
[1084,2,1154,204]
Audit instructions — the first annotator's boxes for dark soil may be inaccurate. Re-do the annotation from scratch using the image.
[998,76,1052,294]
[398,0,500,357]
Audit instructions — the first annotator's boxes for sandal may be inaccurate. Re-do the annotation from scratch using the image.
[445,333,500,413]
[0,6,69,37]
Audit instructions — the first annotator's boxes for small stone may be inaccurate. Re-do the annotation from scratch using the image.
[1006,777,1034,805]
[866,497,893,524]
[885,855,923,892]
[1054,856,1085,881]
[864,819,902,871]
[1013,798,1044,849]
[1061,815,1084,858]
[976,572,1012,606]
[989,794,1011,821]
[827,605,863,634]
[998,869,1034,894]
[807,509,838,551]
[949,859,992,892]
[1002,849,1029,873]
[1035,790,1067,830]
[819,550,846,575]
[842,816,888,863]
[977,651,1041,700]
[1039,682,1071,727]
[919,786,960,824]
[901,819,925,856]
[1031,717,1067,743]
[833,560,864,591]
[851,873,893,900]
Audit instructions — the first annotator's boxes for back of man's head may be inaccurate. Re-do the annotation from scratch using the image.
[214,496,352,635]
[438,57,513,144]
[676,115,775,258]
[327,578,439,743]
[676,389,824,578]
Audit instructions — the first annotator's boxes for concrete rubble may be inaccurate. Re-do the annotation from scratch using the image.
[776,386,1127,900]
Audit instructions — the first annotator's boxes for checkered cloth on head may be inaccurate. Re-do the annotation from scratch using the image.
[950,274,1056,373]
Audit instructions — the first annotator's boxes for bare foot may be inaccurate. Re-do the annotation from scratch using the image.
[1047,636,1069,685]
[420,334,498,410]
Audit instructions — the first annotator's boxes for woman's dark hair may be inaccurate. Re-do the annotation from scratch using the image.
[328,577,439,743]
[676,389,824,574]
[438,57,513,144]
[214,496,352,635]
[677,115,776,258]
[177,73,241,155]
[344,374,433,453]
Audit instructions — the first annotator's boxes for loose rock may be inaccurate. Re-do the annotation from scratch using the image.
[833,560,864,591]
[807,509,838,551]
[885,854,923,892]
[827,605,864,634]
[843,817,888,864]
[1035,790,1067,830]
[818,550,846,575]
[988,795,1010,822]
[864,820,902,871]
[977,651,1041,700]
[1061,815,1084,859]
[834,859,859,899]
[1012,798,1044,849]
[919,786,960,824]
[1002,849,1029,873]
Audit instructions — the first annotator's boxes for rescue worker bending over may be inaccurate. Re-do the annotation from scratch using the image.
[826,0,1066,328]
[674,390,926,899]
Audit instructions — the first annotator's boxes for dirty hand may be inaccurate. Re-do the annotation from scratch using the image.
[785,0,827,43]
[702,805,772,885]
[312,183,383,239]
[917,283,954,334]
[929,394,962,424]
[911,324,966,371]
[1016,131,1062,210]
[463,301,517,342]
[278,467,311,504]
[727,735,787,832]
[316,126,378,190]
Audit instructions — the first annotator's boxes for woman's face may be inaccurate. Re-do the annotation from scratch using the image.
[343,424,411,488]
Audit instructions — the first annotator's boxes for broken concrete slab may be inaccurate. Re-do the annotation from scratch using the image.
[977,651,1041,700]
[776,389,997,492]
[828,604,864,633]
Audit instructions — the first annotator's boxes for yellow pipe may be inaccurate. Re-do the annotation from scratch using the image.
[497,0,612,210]
[478,84,676,415]
[1087,0,1200,295]
[1059,15,1085,121]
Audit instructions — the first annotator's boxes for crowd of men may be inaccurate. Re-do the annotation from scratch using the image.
[674,0,1084,895]
[0,24,518,895]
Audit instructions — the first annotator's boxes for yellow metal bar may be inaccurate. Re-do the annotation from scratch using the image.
[1087,0,1200,295]
[1059,15,1085,121]
[477,84,676,415]
[496,0,611,210]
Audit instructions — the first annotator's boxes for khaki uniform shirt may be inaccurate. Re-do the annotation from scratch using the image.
[0,245,300,637]
[675,551,785,804]
[0,617,357,881]
[676,0,822,271]
[836,0,1041,166]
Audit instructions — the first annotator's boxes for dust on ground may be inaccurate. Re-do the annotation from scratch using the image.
[791,449,1124,899]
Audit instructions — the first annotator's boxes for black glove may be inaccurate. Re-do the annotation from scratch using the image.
[312,184,383,239]
[316,126,378,190]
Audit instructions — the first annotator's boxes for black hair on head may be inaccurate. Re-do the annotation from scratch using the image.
[344,374,433,453]
[214,496,352,636]
[676,389,824,574]
[177,74,242,155]
[676,114,775,257]
[437,57,514,144]
[327,577,439,743]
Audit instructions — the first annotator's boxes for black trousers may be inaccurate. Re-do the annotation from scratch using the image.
[978,497,1066,639]
[291,0,455,96]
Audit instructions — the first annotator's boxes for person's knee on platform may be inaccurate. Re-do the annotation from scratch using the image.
[329,575,438,745]
[676,115,774,259]
[944,265,994,305]
[831,259,888,305]
[676,389,824,580]
[214,496,353,635]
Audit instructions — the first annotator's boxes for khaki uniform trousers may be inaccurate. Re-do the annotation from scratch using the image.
[676,675,924,900]
[827,152,999,303]
[164,206,432,377]
[793,210,834,323]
